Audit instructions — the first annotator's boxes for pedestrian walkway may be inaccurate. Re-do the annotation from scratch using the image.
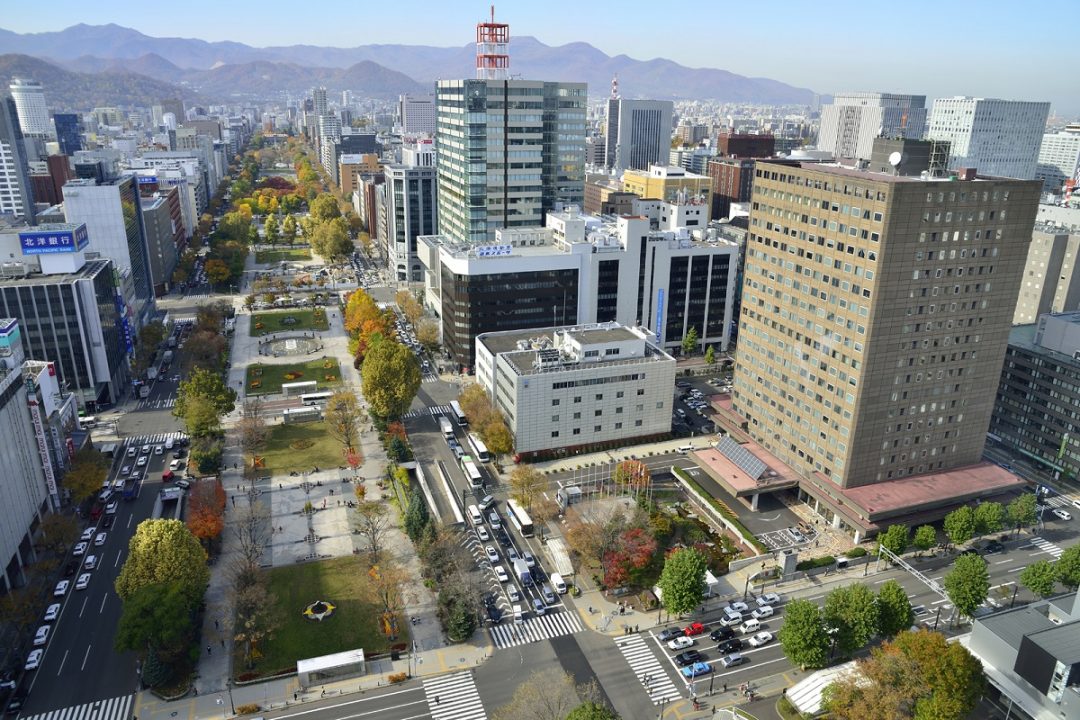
[135,396,177,410]
[615,633,682,705]
[20,694,133,720]
[121,431,187,448]
[423,671,487,720]
[488,608,584,649]
[1043,494,1079,509]
[401,404,452,420]
[1029,536,1064,559]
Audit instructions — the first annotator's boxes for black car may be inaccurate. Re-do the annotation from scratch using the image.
[658,627,683,642]
[710,626,735,642]
[486,605,503,624]
[984,540,1005,554]
[674,650,703,667]
[719,638,743,653]
[958,547,982,558]
[530,566,547,584]
[102,515,115,529]
[64,560,79,577]
[496,528,511,545]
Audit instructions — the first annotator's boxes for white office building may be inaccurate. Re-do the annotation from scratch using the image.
[0,99,34,221]
[398,94,436,135]
[1036,126,1080,194]
[816,92,927,161]
[475,322,676,457]
[606,98,674,172]
[9,78,50,138]
[379,160,437,283]
[926,97,1050,179]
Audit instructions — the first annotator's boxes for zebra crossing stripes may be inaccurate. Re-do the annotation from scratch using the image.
[18,694,134,720]
[1030,536,1064,559]
[122,431,187,448]
[1043,494,1079,509]
[489,608,584,648]
[423,671,487,720]
[402,404,452,420]
[616,633,681,704]
[136,396,177,410]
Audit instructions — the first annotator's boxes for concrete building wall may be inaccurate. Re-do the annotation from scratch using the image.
[927,97,1050,180]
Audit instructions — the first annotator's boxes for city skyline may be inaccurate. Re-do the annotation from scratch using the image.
[1,0,1073,114]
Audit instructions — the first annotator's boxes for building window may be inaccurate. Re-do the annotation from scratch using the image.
[573,428,581,435]
[551,431,559,438]
[615,422,623,430]
[595,393,603,401]
[637,388,645,396]
[635,419,643,427]
[574,396,581,403]
[616,407,623,414]
[595,409,602,417]
[656,401,664,409]
[616,391,624,399]
[552,399,560,406]
[552,415,559,422]
[573,412,581,419]
[594,425,602,432]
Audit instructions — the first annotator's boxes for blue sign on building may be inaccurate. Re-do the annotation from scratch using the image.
[655,288,665,345]
[136,176,157,185]
[18,224,89,255]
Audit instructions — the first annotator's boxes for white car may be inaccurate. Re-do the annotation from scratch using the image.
[1052,508,1073,521]
[84,555,98,570]
[75,573,91,591]
[136,456,147,467]
[105,501,118,515]
[747,631,774,648]
[53,580,70,597]
[80,528,95,542]
[120,465,131,475]
[154,445,164,455]
[751,605,774,620]
[507,586,522,602]
[667,636,695,651]
[494,565,509,583]
[43,603,61,622]
[726,601,749,614]
[476,526,490,542]
[25,649,43,671]
[94,532,107,547]
[33,625,50,646]
[141,444,151,454]
[485,546,500,564]
[756,593,782,607]
[72,542,88,557]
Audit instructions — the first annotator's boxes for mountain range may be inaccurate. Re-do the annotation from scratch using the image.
[0,24,816,105]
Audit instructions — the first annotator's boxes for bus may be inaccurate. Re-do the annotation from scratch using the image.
[449,400,467,426]
[467,433,490,463]
[80,416,97,428]
[459,455,483,489]
[300,391,333,406]
[282,380,318,397]
[438,416,454,438]
[506,499,534,538]
[283,406,321,423]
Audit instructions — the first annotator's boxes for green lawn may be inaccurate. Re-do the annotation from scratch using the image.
[249,308,329,337]
[255,247,312,264]
[246,357,341,395]
[258,420,352,475]
[239,556,402,678]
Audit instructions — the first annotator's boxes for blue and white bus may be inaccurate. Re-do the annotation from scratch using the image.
[467,433,490,463]
[300,391,333,406]
[506,499,534,538]
[450,400,467,426]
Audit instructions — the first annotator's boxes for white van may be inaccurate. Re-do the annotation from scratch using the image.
[677,445,694,454]
[165,438,175,450]
[513,604,524,624]
[550,573,567,595]
[739,618,761,635]
[467,505,483,525]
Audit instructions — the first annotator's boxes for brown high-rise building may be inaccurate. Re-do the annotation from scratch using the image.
[729,162,1040,537]
[717,132,775,159]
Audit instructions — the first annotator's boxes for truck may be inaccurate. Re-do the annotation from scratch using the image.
[167,336,177,348]
[162,350,174,364]
[147,367,158,381]
[438,416,454,438]
[138,385,150,398]
[122,476,141,500]
[513,558,532,586]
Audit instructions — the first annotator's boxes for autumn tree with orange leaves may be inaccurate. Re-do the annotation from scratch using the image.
[186,478,226,549]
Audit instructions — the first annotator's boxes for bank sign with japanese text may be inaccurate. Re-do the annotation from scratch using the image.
[19,225,89,255]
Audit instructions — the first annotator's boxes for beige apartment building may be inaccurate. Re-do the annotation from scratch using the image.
[728,162,1041,537]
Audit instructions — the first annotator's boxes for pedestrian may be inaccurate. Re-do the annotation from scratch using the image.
[434,697,440,705]
[722,682,727,693]
[294,693,298,701]
[206,645,212,655]
[230,496,235,507]
[220,639,225,649]
[214,619,219,629]
[635,624,639,632]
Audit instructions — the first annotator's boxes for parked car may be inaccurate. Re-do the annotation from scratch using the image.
[33,625,50,646]
[658,627,684,642]
[718,638,743,653]
[476,526,490,542]
[507,586,522,603]
[43,603,60,622]
[756,593,782,607]
[674,650,703,667]
[25,649,43,671]
[681,661,712,679]
[53,580,69,597]
[683,622,706,636]
[726,601,749,613]
[72,542,88,557]
[710,626,735,642]
[720,653,747,668]
[667,636,694,651]
[485,546,500,564]
[494,565,509,583]
[80,528,95,542]
[983,540,1005,554]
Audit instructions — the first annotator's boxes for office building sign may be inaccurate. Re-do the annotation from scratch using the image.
[114,290,134,355]
[18,224,89,255]
[655,288,665,344]
[475,244,512,257]
[27,399,58,496]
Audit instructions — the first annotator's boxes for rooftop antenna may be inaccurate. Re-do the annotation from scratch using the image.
[611,75,619,100]
[476,5,510,80]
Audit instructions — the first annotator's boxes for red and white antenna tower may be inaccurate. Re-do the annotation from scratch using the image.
[611,75,619,99]
[476,6,510,80]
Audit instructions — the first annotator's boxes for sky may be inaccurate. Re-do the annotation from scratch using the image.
[4,0,1077,115]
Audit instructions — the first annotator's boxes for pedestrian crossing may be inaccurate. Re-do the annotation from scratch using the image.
[1042,494,1078,509]
[1030,535,1064,559]
[18,694,133,720]
[489,608,584,649]
[136,396,177,410]
[402,404,452,420]
[423,671,487,720]
[121,431,187,448]
[422,374,442,384]
[616,633,682,704]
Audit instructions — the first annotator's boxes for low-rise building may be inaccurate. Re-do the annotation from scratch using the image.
[475,322,676,458]
[622,165,712,213]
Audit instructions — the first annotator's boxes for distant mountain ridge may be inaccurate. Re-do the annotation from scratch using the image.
[0,23,817,104]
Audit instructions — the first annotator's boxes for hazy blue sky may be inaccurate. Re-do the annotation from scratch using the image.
[4,0,1075,115]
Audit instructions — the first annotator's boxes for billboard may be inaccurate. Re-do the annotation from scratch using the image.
[19,224,89,255]
[475,244,512,257]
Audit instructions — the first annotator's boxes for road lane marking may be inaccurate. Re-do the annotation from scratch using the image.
[126,514,134,529]
[56,649,68,676]
[100,593,108,614]
[80,644,92,671]
[78,596,88,618]
[996,559,1014,564]
[716,655,786,677]
[114,548,123,568]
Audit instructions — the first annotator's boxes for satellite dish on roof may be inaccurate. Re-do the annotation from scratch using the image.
[888,151,903,167]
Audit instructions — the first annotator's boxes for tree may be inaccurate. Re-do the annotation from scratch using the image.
[416,319,440,352]
[876,580,914,638]
[189,435,224,474]
[457,383,496,429]
[509,466,545,509]
[778,599,831,670]
[704,345,715,365]
[114,581,197,659]
[404,490,430,543]
[282,214,297,244]
[1056,545,1080,590]
[491,668,581,720]
[39,512,79,553]
[656,547,708,616]
[601,527,657,587]
[186,479,226,546]
[0,586,42,631]
[1020,559,1058,598]
[324,391,365,452]
[889,628,985,720]
[943,505,976,547]
[182,396,222,439]
[565,703,619,720]
[133,320,166,376]
[943,553,990,621]
[204,258,232,286]
[237,399,269,461]
[482,417,513,463]
[355,501,391,560]
[612,459,651,497]
[1007,493,1037,535]
[263,214,279,245]
[367,561,408,621]
[531,497,560,542]
[311,217,353,261]
[231,501,271,581]
[182,329,228,372]
[309,194,342,224]
[436,576,478,642]
[115,519,209,603]
[234,578,282,670]
[361,341,421,421]
[877,524,910,557]
[913,525,937,556]
[174,366,237,420]
[973,501,1004,537]
[63,447,109,503]
[681,326,698,355]
[823,583,880,657]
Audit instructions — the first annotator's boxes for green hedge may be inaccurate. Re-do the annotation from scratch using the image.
[671,467,768,554]
[796,555,836,571]
[844,546,869,558]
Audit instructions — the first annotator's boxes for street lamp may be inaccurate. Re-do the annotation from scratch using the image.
[226,680,236,714]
